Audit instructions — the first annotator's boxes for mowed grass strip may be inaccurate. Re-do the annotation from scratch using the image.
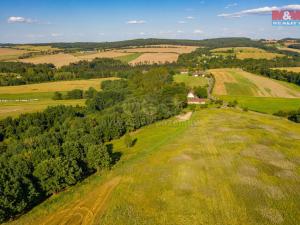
[210,68,300,98]
[7,109,300,225]
[173,74,208,88]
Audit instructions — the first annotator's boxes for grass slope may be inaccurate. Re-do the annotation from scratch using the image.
[7,109,300,225]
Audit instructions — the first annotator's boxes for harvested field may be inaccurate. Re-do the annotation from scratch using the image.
[210,68,300,98]
[19,53,78,67]
[13,45,60,52]
[75,51,132,60]
[0,47,30,61]
[0,78,116,94]
[129,53,178,65]
[18,51,139,67]
[118,45,198,54]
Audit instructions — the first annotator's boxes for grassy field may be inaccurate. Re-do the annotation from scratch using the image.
[115,53,143,63]
[0,78,116,94]
[219,96,300,114]
[0,99,86,119]
[210,68,300,98]
[211,47,284,60]
[0,47,30,61]
[7,109,300,225]
[273,67,300,73]
[0,78,117,118]
[173,74,208,88]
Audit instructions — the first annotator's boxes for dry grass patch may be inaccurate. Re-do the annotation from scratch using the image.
[129,53,179,65]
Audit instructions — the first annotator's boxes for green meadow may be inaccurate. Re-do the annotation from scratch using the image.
[173,74,208,88]
[7,109,300,225]
[219,96,300,114]
[115,53,143,63]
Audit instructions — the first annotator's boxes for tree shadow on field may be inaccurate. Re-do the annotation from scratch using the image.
[106,143,122,165]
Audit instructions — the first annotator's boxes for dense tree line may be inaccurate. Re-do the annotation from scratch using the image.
[0,68,187,222]
[1,37,272,51]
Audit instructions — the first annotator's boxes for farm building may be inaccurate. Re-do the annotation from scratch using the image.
[187,91,207,105]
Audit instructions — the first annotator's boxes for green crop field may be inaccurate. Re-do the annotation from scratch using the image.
[0,78,117,118]
[7,109,300,225]
[219,96,300,114]
[174,74,208,88]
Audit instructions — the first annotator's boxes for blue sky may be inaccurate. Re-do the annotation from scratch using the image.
[0,0,299,43]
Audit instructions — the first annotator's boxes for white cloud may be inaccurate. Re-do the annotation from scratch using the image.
[185,16,194,19]
[225,3,238,9]
[7,16,35,24]
[193,29,203,34]
[126,20,146,24]
[51,33,63,37]
[178,21,187,24]
[218,4,300,18]
[177,30,184,33]
[139,32,146,35]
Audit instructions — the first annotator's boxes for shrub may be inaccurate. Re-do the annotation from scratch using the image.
[52,92,63,100]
